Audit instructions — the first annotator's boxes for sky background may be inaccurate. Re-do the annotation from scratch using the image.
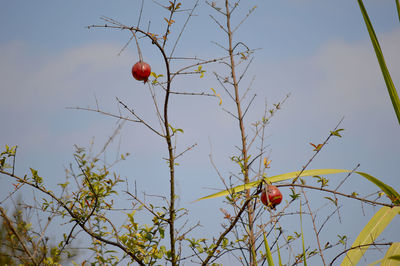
[1,0,400,264]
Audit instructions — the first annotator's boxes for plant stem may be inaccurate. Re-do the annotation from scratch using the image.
[225,1,256,264]
[160,38,177,266]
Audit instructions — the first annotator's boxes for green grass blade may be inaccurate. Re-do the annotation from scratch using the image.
[300,200,307,266]
[195,169,400,204]
[341,206,400,265]
[382,242,400,266]
[396,0,400,23]
[357,0,400,125]
[195,169,350,201]
[355,171,400,204]
[263,232,274,266]
[276,240,282,266]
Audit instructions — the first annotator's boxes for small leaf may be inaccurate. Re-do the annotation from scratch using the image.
[337,234,347,246]
[309,142,322,151]
[264,158,271,169]
[324,196,338,206]
[351,191,359,197]
[330,128,344,137]
[289,188,300,201]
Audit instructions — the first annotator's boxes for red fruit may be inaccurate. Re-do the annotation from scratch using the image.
[260,185,282,208]
[132,61,151,82]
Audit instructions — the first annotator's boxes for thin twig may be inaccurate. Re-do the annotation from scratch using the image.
[116,97,164,137]
[292,117,345,184]
[279,183,395,208]
[301,189,327,265]
[329,242,392,265]
[170,0,200,59]
[242,93,256,119]
[232,5,256,33]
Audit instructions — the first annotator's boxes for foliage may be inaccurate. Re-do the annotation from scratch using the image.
[0,201,77,265]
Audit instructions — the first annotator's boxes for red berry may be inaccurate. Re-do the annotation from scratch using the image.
[132,61,151,82]
[260,185,282,208]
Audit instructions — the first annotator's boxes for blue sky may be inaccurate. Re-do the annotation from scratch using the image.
[1,0,400,264]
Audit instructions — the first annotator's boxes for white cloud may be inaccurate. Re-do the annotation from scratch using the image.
[0,42,139,153]
[0,42,136,111]
[255,28,400,123]
[311,29,400,113]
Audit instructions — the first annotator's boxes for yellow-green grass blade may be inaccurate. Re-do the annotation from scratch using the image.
[276,240,282,266]
[381,242,400,266]
[196,169,400,206]
[357,0,400,125]
[368,243,400,265]
[396,0,400,23]
[195,169,350,201]
[341,207,400,265]
[355,172,400,204]
[263,232,274,266]
[300,200,307,266]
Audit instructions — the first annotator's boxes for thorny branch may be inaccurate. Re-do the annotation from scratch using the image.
[0,170,146,266]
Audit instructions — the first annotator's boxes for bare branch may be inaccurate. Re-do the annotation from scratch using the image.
[232,5,257,33]
[169,90,216,97]
[66,106,140,123]
[301,190,327,265]
[214,72,235,101]
[209,14,228,34]
[116,97,164,137]
[291,117,345,184]
[279,183,396,208]
[175,143,197,160]
[237,57,254,85]
[222,107,239,120]
[170,0,200,59]
[206,1,226,16]
[329,242,392,265]
[137,0,144,28]
[242,93,256,119]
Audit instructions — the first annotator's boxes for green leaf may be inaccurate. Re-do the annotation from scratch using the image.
[324,196,338,206]
[195,169,351,201]
[381,243,400,266]
[289,188,300,201]
[396,0,400,23]
[342,206,400,265]
[30,168,43,184]
[337,234,348,246]
[355,171,400,204]
[263,232,274,266]
[168,124,184,134]
[357,0,400,124]
[330,128,344,137]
